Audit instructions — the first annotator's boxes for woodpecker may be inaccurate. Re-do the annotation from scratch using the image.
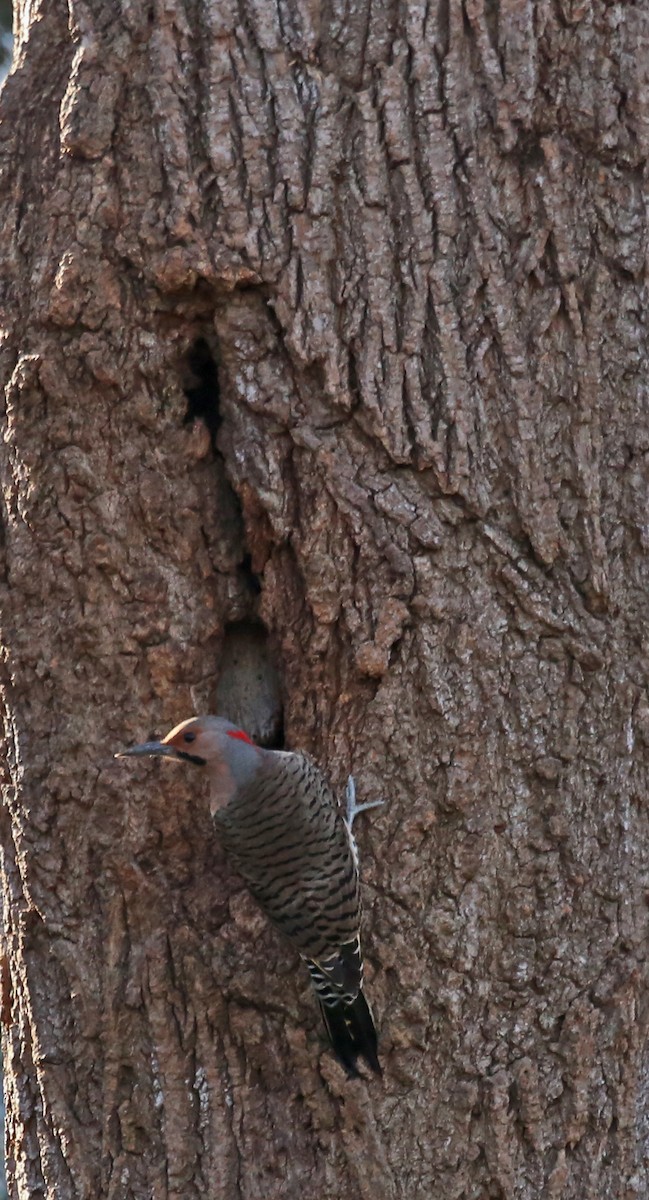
[117,716,382,1076]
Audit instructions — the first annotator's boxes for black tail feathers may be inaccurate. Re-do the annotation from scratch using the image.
[318,990,381,1077]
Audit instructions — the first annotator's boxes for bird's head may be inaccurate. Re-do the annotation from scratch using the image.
[116,715,263,812]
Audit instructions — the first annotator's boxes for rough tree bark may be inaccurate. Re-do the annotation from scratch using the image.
[0,1,648,1197]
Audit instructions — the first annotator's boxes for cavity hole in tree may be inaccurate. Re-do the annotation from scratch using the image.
[216,620,284,749]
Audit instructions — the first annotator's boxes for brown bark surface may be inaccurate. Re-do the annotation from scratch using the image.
[1,2,648,1197]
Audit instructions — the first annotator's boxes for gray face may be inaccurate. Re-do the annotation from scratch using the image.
[115,715,260,773]
[116,715,264,819]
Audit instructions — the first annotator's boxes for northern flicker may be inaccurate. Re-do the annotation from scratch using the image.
[117,716,382,1076]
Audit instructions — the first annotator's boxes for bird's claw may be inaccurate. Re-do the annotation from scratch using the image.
[345,775,385,829]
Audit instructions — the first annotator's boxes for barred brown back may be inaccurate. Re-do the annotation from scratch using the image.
[214,751,362,985]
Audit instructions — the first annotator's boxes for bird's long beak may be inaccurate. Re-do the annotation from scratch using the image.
[115,741,178,760]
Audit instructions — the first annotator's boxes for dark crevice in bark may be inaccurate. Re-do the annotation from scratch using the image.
[182,336,221,450]
[239,554,261,596]
[179,336,285,744]
[181,331,265,601]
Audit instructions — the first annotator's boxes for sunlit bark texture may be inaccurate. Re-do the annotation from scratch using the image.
[0,1,648,1197]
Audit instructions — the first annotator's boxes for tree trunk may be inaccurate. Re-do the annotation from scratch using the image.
[1,2,648,1197]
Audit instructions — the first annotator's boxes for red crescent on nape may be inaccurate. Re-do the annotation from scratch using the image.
[226,730,255,745]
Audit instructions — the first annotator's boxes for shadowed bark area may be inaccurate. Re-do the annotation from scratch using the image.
[1,1,648,1197]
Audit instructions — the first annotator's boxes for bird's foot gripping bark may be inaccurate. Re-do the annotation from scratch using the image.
[345,775,385,829]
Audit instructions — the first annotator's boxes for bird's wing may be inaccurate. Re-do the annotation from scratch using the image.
[215,752,362,966]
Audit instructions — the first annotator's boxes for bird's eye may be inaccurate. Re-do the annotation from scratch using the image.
[183,732,196,744]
